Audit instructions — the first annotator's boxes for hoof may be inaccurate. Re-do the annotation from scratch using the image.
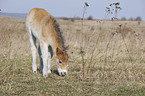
[33,70,37,73]
[43,74,48,78]
[47,70,51,74]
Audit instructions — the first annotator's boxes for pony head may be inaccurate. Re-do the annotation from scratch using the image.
[56,46,69,76]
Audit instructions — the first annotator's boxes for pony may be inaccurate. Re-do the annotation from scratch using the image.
[26,8,69,78]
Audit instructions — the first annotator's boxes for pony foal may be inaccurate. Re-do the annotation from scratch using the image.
[26,8,69,78]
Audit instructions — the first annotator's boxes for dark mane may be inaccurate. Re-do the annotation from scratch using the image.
[50,16,66,53]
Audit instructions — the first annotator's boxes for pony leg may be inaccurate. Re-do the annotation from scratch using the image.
[27,28,37,73]
[40,41,49,78]
[47,52,51,74]
[38,44,43,73]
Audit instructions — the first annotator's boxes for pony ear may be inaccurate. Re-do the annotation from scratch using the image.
[65,45,69,51]
[56,48,63,54]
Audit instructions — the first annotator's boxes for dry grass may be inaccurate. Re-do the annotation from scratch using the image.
[0,16,145,95]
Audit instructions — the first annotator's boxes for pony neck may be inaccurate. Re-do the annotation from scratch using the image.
[51,29,66,56]
[49,17,66,55]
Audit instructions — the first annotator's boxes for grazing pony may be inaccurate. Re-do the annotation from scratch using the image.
[26,8,69,78]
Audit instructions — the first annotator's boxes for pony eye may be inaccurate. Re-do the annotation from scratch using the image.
[59,60,62,63]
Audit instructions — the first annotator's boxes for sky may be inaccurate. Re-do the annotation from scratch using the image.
[0,0,145,20]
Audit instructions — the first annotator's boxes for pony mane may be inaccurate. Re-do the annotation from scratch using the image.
[50,16,66,53]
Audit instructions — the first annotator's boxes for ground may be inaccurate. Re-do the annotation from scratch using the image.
[0,16,145,95]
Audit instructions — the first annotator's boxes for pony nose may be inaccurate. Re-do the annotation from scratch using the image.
[58,67,67,76]
[60,72,66,76]
[64,72,66,75]
[62,72,66,76]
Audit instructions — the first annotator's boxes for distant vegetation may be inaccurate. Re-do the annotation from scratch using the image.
[135,16,142,21]
[121,16,142,21]
[87,16,93,20]
[0,12,142,21]
[59,16,94,21]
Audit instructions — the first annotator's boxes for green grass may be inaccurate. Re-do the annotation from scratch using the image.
[0,55,144,95]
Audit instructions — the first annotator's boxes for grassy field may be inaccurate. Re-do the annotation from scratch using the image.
[0,15,145,95]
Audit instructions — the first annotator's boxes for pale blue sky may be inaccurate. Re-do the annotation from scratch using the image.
[0,0,145,20]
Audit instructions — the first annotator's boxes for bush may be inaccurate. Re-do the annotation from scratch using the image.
[128,17,134,21]
[62,17,69,20]
[87,16,93,20]
[121,17,127,21]
[135,16,142,21]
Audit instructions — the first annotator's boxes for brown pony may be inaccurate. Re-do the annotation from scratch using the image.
[26,8,69,78]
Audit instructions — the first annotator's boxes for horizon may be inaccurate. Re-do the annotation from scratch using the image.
[0,12,143,21]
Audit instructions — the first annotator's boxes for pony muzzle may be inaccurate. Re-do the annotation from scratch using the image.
[57,67,67,76]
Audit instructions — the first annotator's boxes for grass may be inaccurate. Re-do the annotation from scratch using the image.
[0,15,145,95]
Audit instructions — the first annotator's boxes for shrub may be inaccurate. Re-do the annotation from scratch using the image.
[87,16,93,20]
[128,17,134,21]
[121,17,127,21]
[135,16,142,21]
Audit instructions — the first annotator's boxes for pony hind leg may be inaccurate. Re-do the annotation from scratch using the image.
[31,34,37,73]
[40,41,51,78]
[47,52,51,74]
[27,28,37,73]
[38,44,43,73]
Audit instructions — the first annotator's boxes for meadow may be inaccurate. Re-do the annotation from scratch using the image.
[0,15,145,95]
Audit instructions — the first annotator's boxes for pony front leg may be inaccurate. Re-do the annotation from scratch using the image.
[40,42,49,78]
